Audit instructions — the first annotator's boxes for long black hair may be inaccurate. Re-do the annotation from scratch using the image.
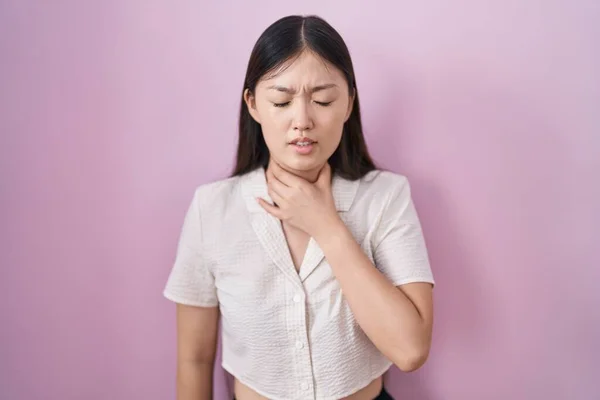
[231,15,376,180]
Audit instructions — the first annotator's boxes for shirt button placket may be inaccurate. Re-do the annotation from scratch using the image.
[289,285,315,398]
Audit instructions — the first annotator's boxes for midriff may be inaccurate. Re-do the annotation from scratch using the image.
[234,375,383,400]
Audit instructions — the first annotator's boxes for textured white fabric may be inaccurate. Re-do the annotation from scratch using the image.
[163,167,434,400]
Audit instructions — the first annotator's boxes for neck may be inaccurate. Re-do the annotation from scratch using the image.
[267,159,322,183]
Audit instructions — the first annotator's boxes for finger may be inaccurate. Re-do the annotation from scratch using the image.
[270,162,305,188]
[268,174,293,198]
[256,197,283,219]
[267,187,285,207]
[266,167,281,186]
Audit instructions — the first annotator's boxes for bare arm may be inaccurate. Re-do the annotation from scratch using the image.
[315,222,434,372]
[176,304,220,400]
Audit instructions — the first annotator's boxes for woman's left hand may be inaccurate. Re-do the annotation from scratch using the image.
[257,162,341,238]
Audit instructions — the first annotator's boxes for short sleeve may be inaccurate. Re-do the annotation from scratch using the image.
[163,189,219,307]
[373,177,435,287]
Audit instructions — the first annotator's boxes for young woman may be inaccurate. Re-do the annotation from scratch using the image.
[164,15,435,400]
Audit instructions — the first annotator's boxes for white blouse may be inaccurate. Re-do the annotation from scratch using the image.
[163,167,435,400]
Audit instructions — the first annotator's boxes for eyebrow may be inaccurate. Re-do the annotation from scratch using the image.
[267,83,338,94]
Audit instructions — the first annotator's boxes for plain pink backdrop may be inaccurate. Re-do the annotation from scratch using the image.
[1,1,598,399]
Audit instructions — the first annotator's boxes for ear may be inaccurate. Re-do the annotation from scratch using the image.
[244,88,261,124]
[344,87,355,122]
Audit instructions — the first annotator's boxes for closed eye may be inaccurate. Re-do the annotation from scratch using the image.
[273,100,333,108]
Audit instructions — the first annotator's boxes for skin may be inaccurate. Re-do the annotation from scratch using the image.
[175,49,433,400]
[244,49,354,182]
[175,305,219,400]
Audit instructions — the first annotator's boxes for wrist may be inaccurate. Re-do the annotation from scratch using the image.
[312,214,348,245]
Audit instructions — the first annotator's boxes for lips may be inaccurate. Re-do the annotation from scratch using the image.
[289,137,316,145]
[289,137,317,155]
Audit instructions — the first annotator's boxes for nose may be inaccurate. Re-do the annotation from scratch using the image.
[292,100,314,131]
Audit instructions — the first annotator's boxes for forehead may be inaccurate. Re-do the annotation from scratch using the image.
[258,50,347,89]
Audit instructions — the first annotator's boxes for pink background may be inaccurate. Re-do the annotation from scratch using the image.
[1,1,598,399]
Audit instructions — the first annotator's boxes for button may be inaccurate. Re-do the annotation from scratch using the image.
[301,382,309,390]
[293,294,302,303]
[295,341,304,349]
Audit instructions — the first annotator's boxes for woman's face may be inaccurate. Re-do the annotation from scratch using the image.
[245,50,354,178]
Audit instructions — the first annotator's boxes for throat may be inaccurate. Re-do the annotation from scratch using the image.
[266,160,322,183]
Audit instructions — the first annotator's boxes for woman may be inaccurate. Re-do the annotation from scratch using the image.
[164,15,435,400]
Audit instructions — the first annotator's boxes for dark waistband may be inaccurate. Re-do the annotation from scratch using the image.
[376,386,394,400]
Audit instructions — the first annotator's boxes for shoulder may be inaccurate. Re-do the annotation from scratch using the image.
[358,169,411,197]
[347,169,415,219]
[189,174,245,214]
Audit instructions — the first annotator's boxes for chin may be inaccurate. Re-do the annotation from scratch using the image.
[281,157,324,172]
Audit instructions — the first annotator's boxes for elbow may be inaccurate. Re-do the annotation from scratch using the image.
[397,352,428,372]
[390,345,430,372]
